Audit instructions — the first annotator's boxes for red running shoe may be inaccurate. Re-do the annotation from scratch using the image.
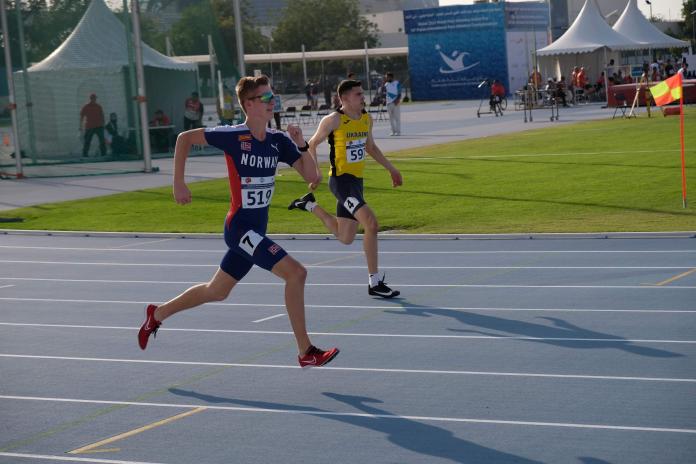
[138,304,161,350]
[298,345,340,368]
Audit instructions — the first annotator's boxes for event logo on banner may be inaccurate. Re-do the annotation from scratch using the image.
[404,4,508,101]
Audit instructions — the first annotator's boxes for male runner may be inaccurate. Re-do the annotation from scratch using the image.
[138,75,339,367]
[288,79,402,298]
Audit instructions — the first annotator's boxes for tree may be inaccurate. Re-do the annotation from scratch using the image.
[682,0,696,45]
[1,0,91,64]
[271,0,379,53]
[167,0,266,76]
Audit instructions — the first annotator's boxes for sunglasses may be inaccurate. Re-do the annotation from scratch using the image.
[249,91,276,103]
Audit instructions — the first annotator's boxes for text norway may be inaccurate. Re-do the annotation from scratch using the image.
[240,153,279,169]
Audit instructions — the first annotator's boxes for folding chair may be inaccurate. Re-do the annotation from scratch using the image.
[316,104,330,122]
[283,106,297,125]
[367,101,380,119]
[299,105,313,124]
[612,93,628,119]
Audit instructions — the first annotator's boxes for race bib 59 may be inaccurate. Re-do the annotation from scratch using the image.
[346,138,367,163]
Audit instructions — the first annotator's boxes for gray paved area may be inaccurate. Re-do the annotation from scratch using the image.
[0,100,613,211]
[1,233,695,463]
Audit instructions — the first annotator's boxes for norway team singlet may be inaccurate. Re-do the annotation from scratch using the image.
[204,124,301,228]
[328,109,370,178]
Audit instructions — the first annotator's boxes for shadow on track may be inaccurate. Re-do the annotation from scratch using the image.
[169,388,542,464]
[385,300,683,358]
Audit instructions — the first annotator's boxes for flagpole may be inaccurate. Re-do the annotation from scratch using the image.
[678,73,687,208]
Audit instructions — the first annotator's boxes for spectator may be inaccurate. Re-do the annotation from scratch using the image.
[150,109,173,153]
[80,93,106,157]
[665,59,675,77]
[678,61,688,76]
[305,81,313,107]
[218,85,235,125]
[489,79,506,111]
[271,86,282,130]
[323,82,332,107]
[184,92,203,130]
[595,72,606,98]
[105,112,128,156]
[556,76,568,107]
[529,68,542,89]
[384,72,402,136]
[310,80,319,110]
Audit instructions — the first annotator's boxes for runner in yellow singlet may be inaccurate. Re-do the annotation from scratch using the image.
[288,79,403,298]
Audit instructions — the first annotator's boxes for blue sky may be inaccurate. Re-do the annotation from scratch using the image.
[439,0,686,21]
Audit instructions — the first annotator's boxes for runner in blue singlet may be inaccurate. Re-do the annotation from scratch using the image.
[138,75,339,368]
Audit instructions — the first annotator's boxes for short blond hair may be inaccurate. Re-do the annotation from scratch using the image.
[236,75,270,114]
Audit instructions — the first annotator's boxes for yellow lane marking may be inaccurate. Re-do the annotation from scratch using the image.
[68,406,206,454]
[654,268,696,286]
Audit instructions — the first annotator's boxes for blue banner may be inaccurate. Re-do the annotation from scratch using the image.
[405,4,508,101]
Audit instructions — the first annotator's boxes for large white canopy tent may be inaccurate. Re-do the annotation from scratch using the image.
[535,0,641,83]
[612,0,689,50]
[13,0,197,158]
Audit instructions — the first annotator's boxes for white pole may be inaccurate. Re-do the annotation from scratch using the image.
[165,36,173,56]
[1,0,23,177]
[208,34,217,101]
[233,0,245,77]
[130,0,152,173]
[16,3,36,162]
[217,69,224,120]
[364,41,371,101]
[301,43,307,85]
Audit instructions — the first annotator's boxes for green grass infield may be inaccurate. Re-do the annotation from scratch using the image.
[2,111,695,234]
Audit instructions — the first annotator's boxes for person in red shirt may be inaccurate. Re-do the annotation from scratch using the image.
[149,109,173,152]
[489,79,506,111]
[183,92,203,130]
[80,93,106,157]
[150,109,171,127]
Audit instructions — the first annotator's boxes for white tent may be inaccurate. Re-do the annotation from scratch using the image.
[612,0,689,50]
[537,0,640,56]
[535,0,641,82]
[14,0,197,158]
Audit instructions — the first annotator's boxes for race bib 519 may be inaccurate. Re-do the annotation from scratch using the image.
[240,176,275,209]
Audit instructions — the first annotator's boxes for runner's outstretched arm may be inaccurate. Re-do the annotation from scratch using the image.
[286,124,320,185]
[173,128,207,204]
[307,114,339,190]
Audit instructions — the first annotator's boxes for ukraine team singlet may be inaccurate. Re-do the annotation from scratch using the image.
[204,125,301,228]
[328,109,370,178]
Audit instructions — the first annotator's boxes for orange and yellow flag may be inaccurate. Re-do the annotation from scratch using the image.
[650,73,683,106]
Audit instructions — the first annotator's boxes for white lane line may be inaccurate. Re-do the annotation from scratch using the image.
[2,277,695,289]
[2,260,695,270]
[2,395,695,434]
[2,297,694,313]
[112,238,174,249]
[1,245,695,254]
[252,313,286,323]
[2,354,694,383]
[1,323,694,344]
[0,452,165,464]
[0,284,14,290]
[390,149,683,160]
